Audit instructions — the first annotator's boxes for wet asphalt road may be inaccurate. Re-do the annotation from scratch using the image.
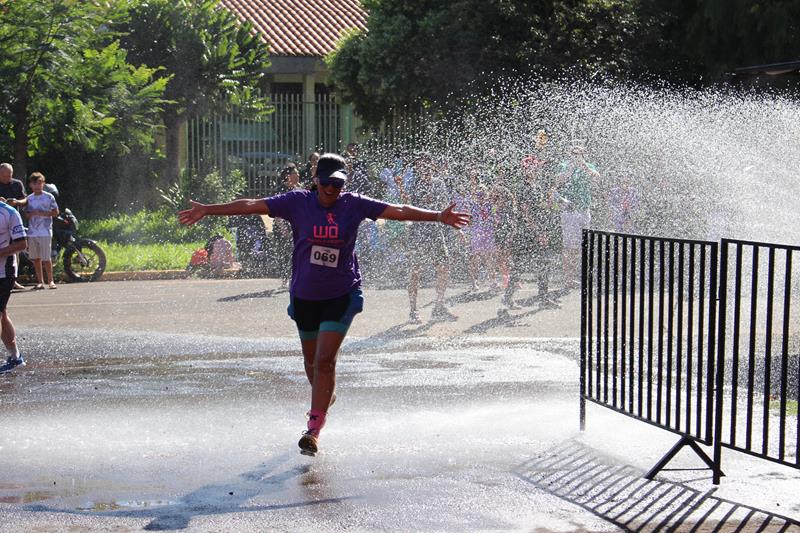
[0,279,798,532]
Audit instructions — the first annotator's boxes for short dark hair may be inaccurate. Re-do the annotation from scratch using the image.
[280,163,297,181]
[28,171,45,184]
[315,153,347,180]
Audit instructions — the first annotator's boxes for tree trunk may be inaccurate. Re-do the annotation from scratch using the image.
[162,111,184,187]
[11,98,30,180]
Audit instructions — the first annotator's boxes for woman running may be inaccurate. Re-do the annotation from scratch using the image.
[178,153,470,456]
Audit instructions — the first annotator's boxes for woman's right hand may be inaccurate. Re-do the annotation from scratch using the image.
[178,200,207,226]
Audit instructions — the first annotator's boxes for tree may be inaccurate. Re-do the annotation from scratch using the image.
[327,0,644,125]
[0,0,166,178]
[116,0,272,185]
[685,0,800,77]
[624,0,701,81]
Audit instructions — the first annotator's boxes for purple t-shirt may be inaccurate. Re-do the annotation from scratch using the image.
[266,190,388,300]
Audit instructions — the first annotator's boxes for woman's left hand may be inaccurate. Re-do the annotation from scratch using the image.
[178,200,207,226]
[439,203,470,229]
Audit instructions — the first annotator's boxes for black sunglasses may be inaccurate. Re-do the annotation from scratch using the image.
[318,177,345,188]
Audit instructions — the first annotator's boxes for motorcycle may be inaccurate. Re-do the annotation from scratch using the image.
[18,207,107,283]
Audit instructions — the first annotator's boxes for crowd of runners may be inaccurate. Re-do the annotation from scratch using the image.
[282,134,638,317]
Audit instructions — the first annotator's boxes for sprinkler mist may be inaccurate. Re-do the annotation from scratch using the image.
[356,77,800,246]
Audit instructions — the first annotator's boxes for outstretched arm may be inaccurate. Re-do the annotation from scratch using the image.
[178,199,269,226]
[378,202,470,229]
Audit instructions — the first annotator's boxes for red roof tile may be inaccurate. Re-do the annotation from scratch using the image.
[220,0,367,57]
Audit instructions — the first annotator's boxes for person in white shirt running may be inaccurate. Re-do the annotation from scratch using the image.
[0,198,27,371]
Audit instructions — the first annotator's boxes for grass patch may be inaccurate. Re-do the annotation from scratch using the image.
[101,241,203,272]
[82,209,223,245]
[79,209,234,272]
[770,399,798,416]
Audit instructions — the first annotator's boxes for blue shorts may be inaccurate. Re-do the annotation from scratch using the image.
[287,287,364,340]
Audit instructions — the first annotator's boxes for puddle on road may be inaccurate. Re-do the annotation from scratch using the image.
[76,499,178,511]
[0,491,55,504]
[0,482,178,511]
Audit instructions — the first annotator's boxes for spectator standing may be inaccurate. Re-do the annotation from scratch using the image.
[501,130,562,310]
[462,171,498,290]
[0,163,27,290]
[21,172,59,289]
[490,182,515,290]
[608,173,639,233]
[0,163,26,204]
[379,154,414,203]
[556,141,600,288]
[399,153,458,323]
[376,154,413,279]
[301,152,320,183]
[343,143,374,196]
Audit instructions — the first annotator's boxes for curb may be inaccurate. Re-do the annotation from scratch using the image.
[97,268,242,282]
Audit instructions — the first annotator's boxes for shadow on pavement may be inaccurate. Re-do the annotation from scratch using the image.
[25,452,358,530]
[345,320,436,353]
[514,440,800,532]
[463,307,542,334]
[461,287,571,335]
[444,288,501,305]
[515,287,571,308]
[218,288,288,302]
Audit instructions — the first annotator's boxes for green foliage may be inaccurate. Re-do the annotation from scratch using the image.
[118,0,272,119]
[328,0,800,124]
[685,0,800,76]
[99,241,205,271]
[328,0,644,125]
[35,42,169,155]
[83,162,244,245]
[770,399,798,417]
[0,0,166,176]
[158,167,246,209]
[82,209,211,245]
[115,0,274,182]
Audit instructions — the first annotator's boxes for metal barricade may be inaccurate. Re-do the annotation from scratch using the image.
[580,230,721,479]
[714,239,799,483]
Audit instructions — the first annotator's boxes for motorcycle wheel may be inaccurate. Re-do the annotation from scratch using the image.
[63,240,106,282]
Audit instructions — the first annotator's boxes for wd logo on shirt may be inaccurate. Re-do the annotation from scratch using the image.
[313,213,339,239]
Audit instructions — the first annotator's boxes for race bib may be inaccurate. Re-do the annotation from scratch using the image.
[310,245,339,268]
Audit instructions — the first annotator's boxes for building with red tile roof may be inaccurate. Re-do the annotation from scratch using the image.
[220,0,367,58]
[220,0,367,90]
[185,1,368,196]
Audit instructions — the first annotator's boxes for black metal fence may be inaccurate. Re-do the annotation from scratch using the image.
[580,230,721,479]
[581,230,800,484]
[187,93,346,197]
[714,238,799,483]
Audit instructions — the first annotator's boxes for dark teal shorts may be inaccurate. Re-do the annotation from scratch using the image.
[287,287,364,340]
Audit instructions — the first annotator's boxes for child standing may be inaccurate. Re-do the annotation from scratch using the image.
[23,173,59,289]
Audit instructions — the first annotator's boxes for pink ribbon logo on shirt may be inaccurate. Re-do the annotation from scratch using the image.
[313,212,339,239]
